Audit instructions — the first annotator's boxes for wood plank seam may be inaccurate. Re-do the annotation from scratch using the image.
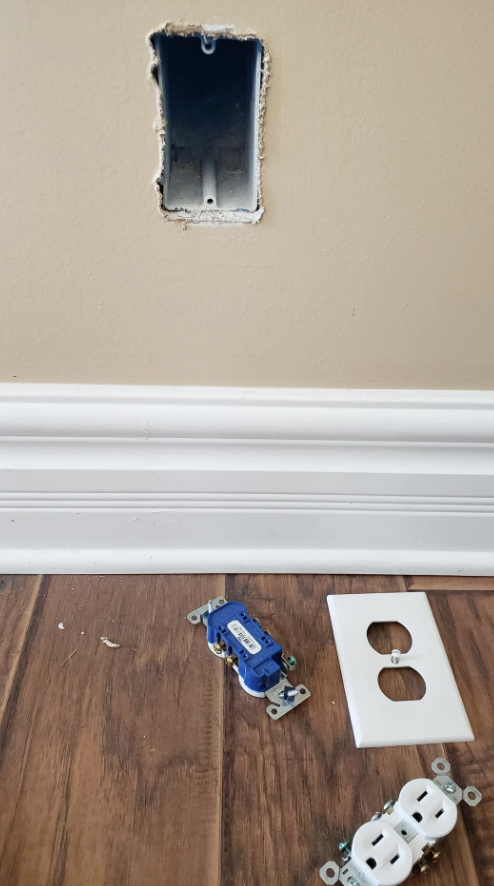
[0,574,48,733]
[0,574,44,726]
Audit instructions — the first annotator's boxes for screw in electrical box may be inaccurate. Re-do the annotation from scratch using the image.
[186,597,310,718]
[149,27,266,223]
[319,758,482,886]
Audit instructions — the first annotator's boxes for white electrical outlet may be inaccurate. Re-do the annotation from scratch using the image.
[319,758,482,886]
[351,820,413,886]
[396,778,457,841]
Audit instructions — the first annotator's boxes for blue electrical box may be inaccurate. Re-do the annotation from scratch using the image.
[206,600,283,694]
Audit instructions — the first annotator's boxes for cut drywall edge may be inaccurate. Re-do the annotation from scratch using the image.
[147,23,269,226]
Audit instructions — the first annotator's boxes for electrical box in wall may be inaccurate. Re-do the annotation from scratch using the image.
[150,28,264,223]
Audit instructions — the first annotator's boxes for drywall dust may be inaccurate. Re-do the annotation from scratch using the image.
[100,636,121,648]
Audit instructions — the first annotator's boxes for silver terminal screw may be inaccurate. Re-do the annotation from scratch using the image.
[279,686,298,702]
[371,812,382,821]
[390,649,401,664]
[444,780,456,794]
[383,800,395,812]
[348,878,361,886]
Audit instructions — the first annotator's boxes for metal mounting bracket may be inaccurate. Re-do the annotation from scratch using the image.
[431,757,482,806]
[265,677,311,719]
[187,596,226,625]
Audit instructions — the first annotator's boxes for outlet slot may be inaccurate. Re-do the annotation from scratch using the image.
[151,29,263,220]
[417,790,428,802]
[366,858,377,869]
[367,621,412,654]
[390,854,400,864]
[371,833,384,846]
[378,666,426,702]
[435,808,444,818]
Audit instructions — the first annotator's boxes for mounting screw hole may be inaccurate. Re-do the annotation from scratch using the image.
[201,37,216,55]
[299,687,307,695]
[207,198,214,205]
[191,615,198,621]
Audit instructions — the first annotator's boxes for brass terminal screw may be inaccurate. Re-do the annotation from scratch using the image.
[213,640,226,654]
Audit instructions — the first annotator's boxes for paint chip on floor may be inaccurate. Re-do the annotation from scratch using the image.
[100,637,121,648]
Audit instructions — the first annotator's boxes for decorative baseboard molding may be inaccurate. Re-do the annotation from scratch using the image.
[1,384,493,574]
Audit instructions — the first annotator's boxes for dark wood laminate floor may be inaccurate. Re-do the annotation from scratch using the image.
[0,573,491,886]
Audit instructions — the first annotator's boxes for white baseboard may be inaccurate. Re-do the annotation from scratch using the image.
[1,384,494,574]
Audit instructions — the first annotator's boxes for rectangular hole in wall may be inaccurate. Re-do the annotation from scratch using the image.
[151,30,263,220]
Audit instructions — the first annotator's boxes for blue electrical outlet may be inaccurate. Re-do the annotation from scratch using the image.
[187,596,311,718]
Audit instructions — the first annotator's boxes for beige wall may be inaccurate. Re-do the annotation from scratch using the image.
[1,0,493,389]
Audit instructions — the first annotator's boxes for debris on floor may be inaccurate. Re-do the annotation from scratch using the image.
[100,636,121,648]
[57,622,65,630]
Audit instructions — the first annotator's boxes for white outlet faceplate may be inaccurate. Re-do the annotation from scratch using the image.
[327,592,474,747]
